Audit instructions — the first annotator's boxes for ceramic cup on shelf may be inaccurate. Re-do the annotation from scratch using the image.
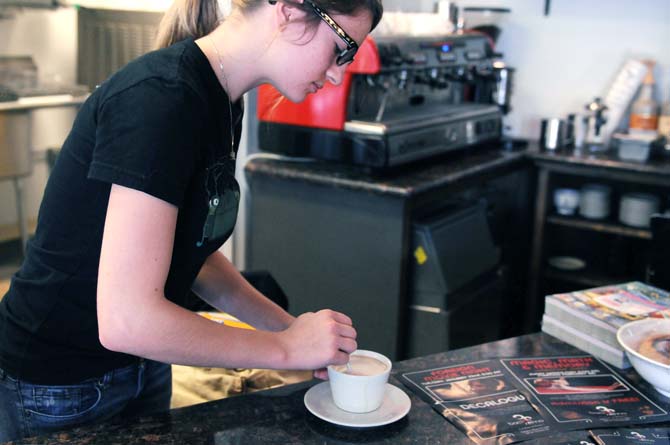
[553,188,580,216]
[328,350,391,413]
[579,184,611,220]
[619,193,660,228]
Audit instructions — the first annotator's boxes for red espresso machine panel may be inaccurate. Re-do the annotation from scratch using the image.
[257,37,381,131]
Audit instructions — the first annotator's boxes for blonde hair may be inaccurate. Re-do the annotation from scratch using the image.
[155,0,221,49]
[155,0,382,49]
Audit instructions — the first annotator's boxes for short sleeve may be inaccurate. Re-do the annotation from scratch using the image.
[88,79,203,207]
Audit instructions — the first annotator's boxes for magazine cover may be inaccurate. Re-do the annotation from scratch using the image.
[401,360,558,444]
[623,282,670,303]
[500,355,669,429]
[545,282,670,350]
[590,428,670,445]
[549,282,670,331]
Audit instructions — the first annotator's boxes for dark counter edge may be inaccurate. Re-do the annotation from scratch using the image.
[244,143,530,197]
[244,142,670,198]
[8,333,669,445]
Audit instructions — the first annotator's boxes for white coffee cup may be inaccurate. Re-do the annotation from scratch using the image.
[327,350,391,413]
[553,188,580,215]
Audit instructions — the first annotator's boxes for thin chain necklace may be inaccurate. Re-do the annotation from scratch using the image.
[209,36,236,161]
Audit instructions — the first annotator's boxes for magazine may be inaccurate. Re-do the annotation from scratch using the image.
[544,282,670,349]
[401,360,557,444]
[542,314,631,369]
[500,356,669,429]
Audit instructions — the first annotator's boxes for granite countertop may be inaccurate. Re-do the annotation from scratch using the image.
[528,146,670,178]
[10,333,669,445]
[245,141,670,197]
[244,141,530,197]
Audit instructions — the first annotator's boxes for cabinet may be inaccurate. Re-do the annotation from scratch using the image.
[244,145,532,360]
[526,147,670,331]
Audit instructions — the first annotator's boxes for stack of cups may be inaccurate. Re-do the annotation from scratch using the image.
[619,193,660,228]
[579,184,611,220]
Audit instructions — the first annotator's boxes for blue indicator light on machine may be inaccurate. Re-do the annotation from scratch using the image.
[442,44,451,52]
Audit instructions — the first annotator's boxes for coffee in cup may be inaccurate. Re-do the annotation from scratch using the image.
[331,355,388,376]
[328,350,392,413]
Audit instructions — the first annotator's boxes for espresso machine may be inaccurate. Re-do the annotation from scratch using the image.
[257,33,512,169]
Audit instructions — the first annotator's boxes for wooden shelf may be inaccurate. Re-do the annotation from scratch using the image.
[543,268,629,288]
[546,215,652,240]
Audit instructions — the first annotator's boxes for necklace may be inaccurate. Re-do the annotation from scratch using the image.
[209,36,236,161]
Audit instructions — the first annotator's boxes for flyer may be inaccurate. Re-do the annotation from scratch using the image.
[549,435,599,445]
[401,360,557,444]
[500,356,669,429]
[518,431,598,444]
[590,428,670,445]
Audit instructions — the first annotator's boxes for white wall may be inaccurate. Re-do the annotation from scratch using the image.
[384,0,670,138]
[1,0,669,231]
[483,0,670,138]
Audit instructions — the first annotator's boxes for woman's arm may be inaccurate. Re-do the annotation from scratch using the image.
[191,251,294,332]
[97,184,356,370]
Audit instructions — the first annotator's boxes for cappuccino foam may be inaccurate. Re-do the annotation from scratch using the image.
[333,355,388,376]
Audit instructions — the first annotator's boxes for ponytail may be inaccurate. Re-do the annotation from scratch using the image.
[154,0,383,50]
[155,0,222,49]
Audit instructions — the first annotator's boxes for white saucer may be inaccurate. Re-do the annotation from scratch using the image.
[304,382,411,428]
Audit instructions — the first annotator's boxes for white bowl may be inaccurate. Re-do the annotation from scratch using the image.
[617,318,670,397]
[554,188,580,215]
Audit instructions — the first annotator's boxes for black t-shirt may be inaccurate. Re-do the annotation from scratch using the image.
[0,39,243,384]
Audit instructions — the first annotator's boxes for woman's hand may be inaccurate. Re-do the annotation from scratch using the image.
[313,368,328,380]
[278,309,357,371]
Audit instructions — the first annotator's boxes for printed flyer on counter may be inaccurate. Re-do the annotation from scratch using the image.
[553,439,598,445]
[401,360,557,444]
[590,428,670,445]
[548,436,598,445]
[500,356,669,429]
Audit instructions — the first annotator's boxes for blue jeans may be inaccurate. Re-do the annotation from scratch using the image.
[0,359,171,442]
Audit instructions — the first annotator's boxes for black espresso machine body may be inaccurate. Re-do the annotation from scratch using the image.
[257,33,508,169]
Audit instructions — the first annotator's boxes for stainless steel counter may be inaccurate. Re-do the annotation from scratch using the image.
[0,94,88,111]
[0,94,88,254]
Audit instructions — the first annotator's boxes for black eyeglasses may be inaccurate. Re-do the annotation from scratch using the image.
[306,1,359,66]
[269,0,359,66]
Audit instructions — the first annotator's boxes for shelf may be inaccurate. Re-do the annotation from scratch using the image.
[543,268,629,288]
[546,215,652,240]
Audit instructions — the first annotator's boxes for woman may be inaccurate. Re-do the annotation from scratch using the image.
[0,0,383,441]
